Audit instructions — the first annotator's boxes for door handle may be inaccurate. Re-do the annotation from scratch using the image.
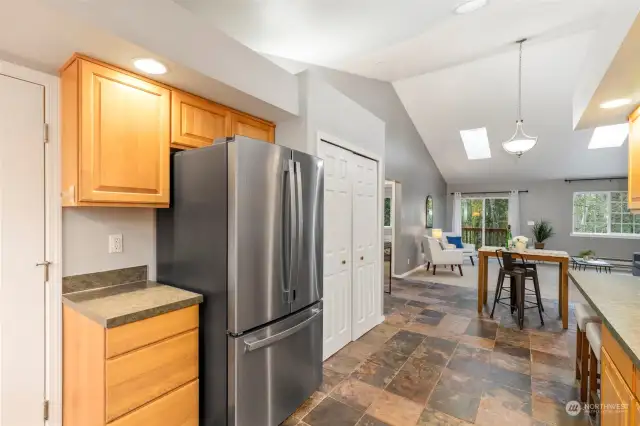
[244,308,322,352]
[294,161,304,300]
[283,159,296,303]
[36,260,52,282]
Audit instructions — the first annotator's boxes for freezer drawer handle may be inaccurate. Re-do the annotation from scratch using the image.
[244,308,322,352]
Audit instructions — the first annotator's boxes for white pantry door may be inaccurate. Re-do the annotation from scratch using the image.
[351,154,379,340]
[0,75,46,426]
[319,141,352,360]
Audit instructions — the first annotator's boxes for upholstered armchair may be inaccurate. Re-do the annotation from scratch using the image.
[423,236,464,276]
[441,232,477,265]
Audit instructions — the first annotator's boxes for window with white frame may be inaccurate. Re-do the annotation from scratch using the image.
[572,191,640,236]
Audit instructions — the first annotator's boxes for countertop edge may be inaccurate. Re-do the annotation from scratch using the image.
[62,293,204,328]
[568,271,640,369]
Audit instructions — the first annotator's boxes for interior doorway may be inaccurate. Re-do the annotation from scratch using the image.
[383,180,397,285]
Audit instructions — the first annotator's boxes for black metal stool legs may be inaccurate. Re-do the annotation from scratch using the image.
[532,271,544,325]
[490,270,505,319]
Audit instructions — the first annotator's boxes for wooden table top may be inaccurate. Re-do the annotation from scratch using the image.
[478,246,569,259]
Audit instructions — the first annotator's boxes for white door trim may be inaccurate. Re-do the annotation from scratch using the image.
[316,131,385,326]
[0,60,62,426]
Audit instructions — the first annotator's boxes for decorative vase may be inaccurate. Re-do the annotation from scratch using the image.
[534,242,545,249]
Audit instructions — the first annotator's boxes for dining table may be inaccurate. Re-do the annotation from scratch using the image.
[477,246,570,329]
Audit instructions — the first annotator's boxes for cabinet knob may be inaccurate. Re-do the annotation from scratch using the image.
[360,256,364,260]
[341,260,346,265]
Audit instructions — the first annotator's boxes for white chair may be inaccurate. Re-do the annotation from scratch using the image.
[423,236,464,276]
[441,232,476,265]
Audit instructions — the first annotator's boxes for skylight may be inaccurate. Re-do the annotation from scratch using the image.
[460,128,491,160]
[588,123,629,149]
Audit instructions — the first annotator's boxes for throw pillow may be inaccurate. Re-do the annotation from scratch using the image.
[446,236,464,249]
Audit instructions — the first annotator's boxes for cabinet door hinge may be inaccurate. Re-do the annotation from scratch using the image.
[43,400,49,421]
[43,123,49,144]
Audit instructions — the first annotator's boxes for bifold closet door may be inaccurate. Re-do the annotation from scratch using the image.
[319,141,352,360]
[351,154,379,340]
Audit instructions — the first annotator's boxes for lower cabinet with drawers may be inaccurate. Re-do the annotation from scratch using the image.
[601,325,640,426]
[63,305,200,426]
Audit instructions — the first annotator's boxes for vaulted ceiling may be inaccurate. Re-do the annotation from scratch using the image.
[174,1,624,183]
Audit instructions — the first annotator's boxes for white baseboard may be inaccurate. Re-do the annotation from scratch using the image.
[393,263,427,279]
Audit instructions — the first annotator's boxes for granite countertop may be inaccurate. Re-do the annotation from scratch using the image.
[569,270,640,368]
[62,281,203,328]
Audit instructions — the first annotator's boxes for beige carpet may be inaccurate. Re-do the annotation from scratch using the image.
[404,260,626,304]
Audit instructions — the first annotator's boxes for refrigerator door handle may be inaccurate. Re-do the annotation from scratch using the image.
[286,159,297,303]
[294,161,304,300]
[243,307,322,352]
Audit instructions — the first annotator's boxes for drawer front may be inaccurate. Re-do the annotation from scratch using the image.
[106,330,198,421]
[106,306,198,358]
[108,380,198,426]
[603,325,634,389]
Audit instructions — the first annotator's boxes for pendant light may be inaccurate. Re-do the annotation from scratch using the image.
[502,39,537,158]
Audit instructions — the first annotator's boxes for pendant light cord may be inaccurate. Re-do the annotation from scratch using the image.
[518,40,523,122]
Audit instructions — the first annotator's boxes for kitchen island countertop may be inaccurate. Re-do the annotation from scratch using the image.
[569,270,640,368]
[62,280,203,328]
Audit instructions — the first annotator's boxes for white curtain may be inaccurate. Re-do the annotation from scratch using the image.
[508,190,520,237]
[452,192,462,235]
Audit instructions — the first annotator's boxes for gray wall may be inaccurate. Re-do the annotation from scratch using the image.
[447,179,640,260]
[301,67,447,275]
[63,208,156,278]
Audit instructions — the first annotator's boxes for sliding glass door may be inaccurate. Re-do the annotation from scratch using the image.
[461,198,509,249]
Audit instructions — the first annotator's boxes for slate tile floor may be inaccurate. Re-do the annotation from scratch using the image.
[282,278,591,426]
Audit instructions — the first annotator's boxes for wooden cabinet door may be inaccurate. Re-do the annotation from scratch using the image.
[230,112,275,143]
[601,349,633,426]
[634,400,640,426]
[629,108,640,211]
[79,60,170,205]
[172,90,229,149]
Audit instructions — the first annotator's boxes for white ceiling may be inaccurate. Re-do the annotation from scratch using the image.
[393,31,628,184]
[173,0,608,82]
[0,0,299,121]
[573,3,640,130]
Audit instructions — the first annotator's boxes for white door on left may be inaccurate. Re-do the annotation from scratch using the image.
[0,74,46,426]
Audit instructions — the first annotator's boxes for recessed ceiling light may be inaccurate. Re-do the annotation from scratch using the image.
[460,127,491,159]
[599,98,632,109]
[454,0,489,14]
[133,58,167,75]
[588,123,629,149]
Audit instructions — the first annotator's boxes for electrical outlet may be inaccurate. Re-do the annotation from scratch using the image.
[527,221,535,226]
[109,234,123,253]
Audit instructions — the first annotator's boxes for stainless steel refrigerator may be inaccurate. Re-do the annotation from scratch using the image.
[157,136,324,426]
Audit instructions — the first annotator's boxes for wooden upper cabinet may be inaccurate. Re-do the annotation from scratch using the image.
[230,112,275,143]
[171,90,230,149]
[61,56,170,207]
[629,107,640,211]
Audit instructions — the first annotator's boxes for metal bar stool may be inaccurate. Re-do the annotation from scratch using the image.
[575,304,601,402]
[585,322,602,413]
[490,250,544,329]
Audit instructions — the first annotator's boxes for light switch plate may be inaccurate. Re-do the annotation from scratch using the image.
[527,221,535,226]
[109,234,123,253]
